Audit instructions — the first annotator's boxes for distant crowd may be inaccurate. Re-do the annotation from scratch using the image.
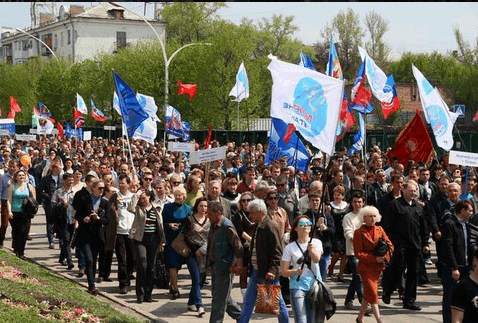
[0,134,477,323]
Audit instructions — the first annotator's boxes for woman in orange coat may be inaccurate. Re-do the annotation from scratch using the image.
[353,206,393,323]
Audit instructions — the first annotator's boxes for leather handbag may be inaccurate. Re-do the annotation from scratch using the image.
[171,232,191,258]
[255,282,281,315]
[374,237,392,266]
[22,197,39,219]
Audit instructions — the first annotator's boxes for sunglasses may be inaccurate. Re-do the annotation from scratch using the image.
[241,199,252,202]
[268,196,278,200]
[97,187,105,190]
[298,220,313,227]
[143,178,153,181]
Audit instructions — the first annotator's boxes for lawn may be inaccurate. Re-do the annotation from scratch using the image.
[0,249,146,323]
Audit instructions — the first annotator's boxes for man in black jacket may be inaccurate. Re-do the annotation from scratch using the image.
[382,180,429,311]
[238,199,289,323]
[441,200,474,323]
[37,161,63,249]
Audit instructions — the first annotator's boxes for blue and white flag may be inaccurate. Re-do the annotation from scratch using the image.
[229,62,249,102]
[136,93,161,122]
[326,36,342,78]
[181,121,190,141]
[299,50,315,71]
[76,93,88,114]
[412,65,458,151]
[347,113,365,155]
[265,118,311,172]
[64,122,83,141]
[0,119,15,136]
[132,117,157,144]
[358,46,393,104]
[268,55,344,155]
[165,104,184,138]
[350,58,374,114]
[113,91,121,116]
[112,71,149,138]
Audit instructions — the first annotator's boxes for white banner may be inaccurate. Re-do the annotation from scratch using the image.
[449,150,478,167]
[83,131,92,141]
[267,56,344,155]
[104,125,116,131]
[168,141,195,153]
[189,146,227,164]
[16,134,36,141]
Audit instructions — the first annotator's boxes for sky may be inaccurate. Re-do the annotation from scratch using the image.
[1,2,477,56]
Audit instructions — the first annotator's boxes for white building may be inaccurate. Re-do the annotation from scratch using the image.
[0,2,166,64]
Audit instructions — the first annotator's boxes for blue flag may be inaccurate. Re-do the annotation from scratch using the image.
[38,102,52,117]
[265,118,311,172]
[64,122,83,141]
[350,58,374,114]
[181,121,190,141]
[347,113,365,155]
[165,104,185,138]
[112,71,149,138]
[299,50,315,71]
[326,36,342,78]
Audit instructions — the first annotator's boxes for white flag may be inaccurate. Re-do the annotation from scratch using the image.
[136,93,161,122]
[133,117,157,144]
[229,62,249,102]
[358,46,393,104]
[37,117,54,135]
[113,91,121,116]
[76,93,88,114]
[412,65,456,151]
[267,56,344,155]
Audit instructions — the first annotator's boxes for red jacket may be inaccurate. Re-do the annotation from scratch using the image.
[353,225,394,273]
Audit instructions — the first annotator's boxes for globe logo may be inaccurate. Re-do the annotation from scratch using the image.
[426,105,448,138]
[293,77,328,137]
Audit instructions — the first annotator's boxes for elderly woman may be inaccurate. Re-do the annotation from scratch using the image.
[353,206,393,323]
[162,186,192,299]
[128,188,166,303]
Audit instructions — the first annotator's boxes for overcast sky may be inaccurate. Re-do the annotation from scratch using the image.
[1,2,477,56]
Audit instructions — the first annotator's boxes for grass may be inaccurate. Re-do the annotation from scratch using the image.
[0,249,146,323]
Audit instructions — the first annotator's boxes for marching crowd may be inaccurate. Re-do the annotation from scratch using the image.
[0,134,478,323]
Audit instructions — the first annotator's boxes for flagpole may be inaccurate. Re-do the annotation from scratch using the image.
[363,114,368,205]
[124,128,137,177]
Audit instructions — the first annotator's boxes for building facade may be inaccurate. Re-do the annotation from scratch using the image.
[0,2,166,64]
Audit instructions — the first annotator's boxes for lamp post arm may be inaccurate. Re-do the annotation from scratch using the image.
[15,28,58,61]
[166,43,212,68]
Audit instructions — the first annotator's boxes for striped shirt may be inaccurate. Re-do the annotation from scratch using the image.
[144,208,158,235]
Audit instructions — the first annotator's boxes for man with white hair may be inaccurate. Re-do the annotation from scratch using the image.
[382,180,430,311]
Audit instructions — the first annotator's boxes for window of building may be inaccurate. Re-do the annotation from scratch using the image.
[61,31,64,47]
[53,34,58,50]
[67,30,71,45]
[411,84,417,101]
[41,33,53,55]
[116,31,126,49]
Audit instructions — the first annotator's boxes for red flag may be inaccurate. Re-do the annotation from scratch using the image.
[33,105,40,116]
[473,109,478,122]
[283,123,296,144]
[57,122,64,138]
[336,96,355,142]
[9,96,21,112]
[0,102,2,117]
[7,110,15,119]
[386,110,433,166]
[74,108,85,128]
[178,80,197,101]
[205,124,212,149]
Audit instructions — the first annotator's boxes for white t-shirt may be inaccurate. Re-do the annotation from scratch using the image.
[282,238,323,291]
[116,191,135,235]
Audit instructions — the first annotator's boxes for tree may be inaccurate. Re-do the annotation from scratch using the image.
[452,26,478,66]
[364,10,390,68]
[318,8,364,80]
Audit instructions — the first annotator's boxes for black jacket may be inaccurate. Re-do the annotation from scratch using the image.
[383,196,428,250]
[426,192,452,235]
[367,182,388,207]
[37,174,62,215]
[304,209,335,255]
[442,214,471,270]
[72,187,109,247]
[249,217,283,279]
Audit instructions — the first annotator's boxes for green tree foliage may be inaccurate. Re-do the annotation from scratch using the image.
[364,10,390,68]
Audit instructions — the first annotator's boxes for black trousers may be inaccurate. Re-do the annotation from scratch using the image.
[9,212,30,257]
[134,234,159,300]
[57,222,74,265]
[82,236,105,290]
[115,234,136,288]
[383,246,420,304]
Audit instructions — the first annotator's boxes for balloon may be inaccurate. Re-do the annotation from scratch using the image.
[20,154,31,167]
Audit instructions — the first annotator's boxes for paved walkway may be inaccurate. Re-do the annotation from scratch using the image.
[4,209,444,323]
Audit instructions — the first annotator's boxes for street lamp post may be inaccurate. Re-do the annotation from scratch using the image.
[113,4,211,110]
[15,28,59,61]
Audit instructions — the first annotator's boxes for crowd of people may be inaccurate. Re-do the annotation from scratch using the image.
[0,134,478,323]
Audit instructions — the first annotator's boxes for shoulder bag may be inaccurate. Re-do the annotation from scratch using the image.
[23,184,39,219]
[172,231,191,258]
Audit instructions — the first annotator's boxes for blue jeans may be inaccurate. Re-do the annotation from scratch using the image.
[345,256,363,303]
[238,268,290,323]
[187,254,203,309]
[319,253,331,281]
[290,289,314,323]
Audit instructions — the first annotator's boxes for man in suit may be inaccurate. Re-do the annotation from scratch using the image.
[208,180,234,220]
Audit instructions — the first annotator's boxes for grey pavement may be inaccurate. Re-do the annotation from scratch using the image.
[4,208,443,323]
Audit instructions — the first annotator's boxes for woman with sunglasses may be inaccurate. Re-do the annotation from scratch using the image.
[232,191,255,296]
[281,215,323,323]
[265,190,291,239]
[222,173,241,206]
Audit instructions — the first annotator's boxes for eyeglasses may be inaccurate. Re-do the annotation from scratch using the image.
[143,178,153,181]
[97,187,105,190]
[241,199,252,202]
[268,196,278,200]
[298,220,313,227]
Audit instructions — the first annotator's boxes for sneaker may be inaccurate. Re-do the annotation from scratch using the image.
[188,304,197,312]
[198,307,205,317]
[49,243,54,249]
[344,300,354,310]
[425,259,433,265]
